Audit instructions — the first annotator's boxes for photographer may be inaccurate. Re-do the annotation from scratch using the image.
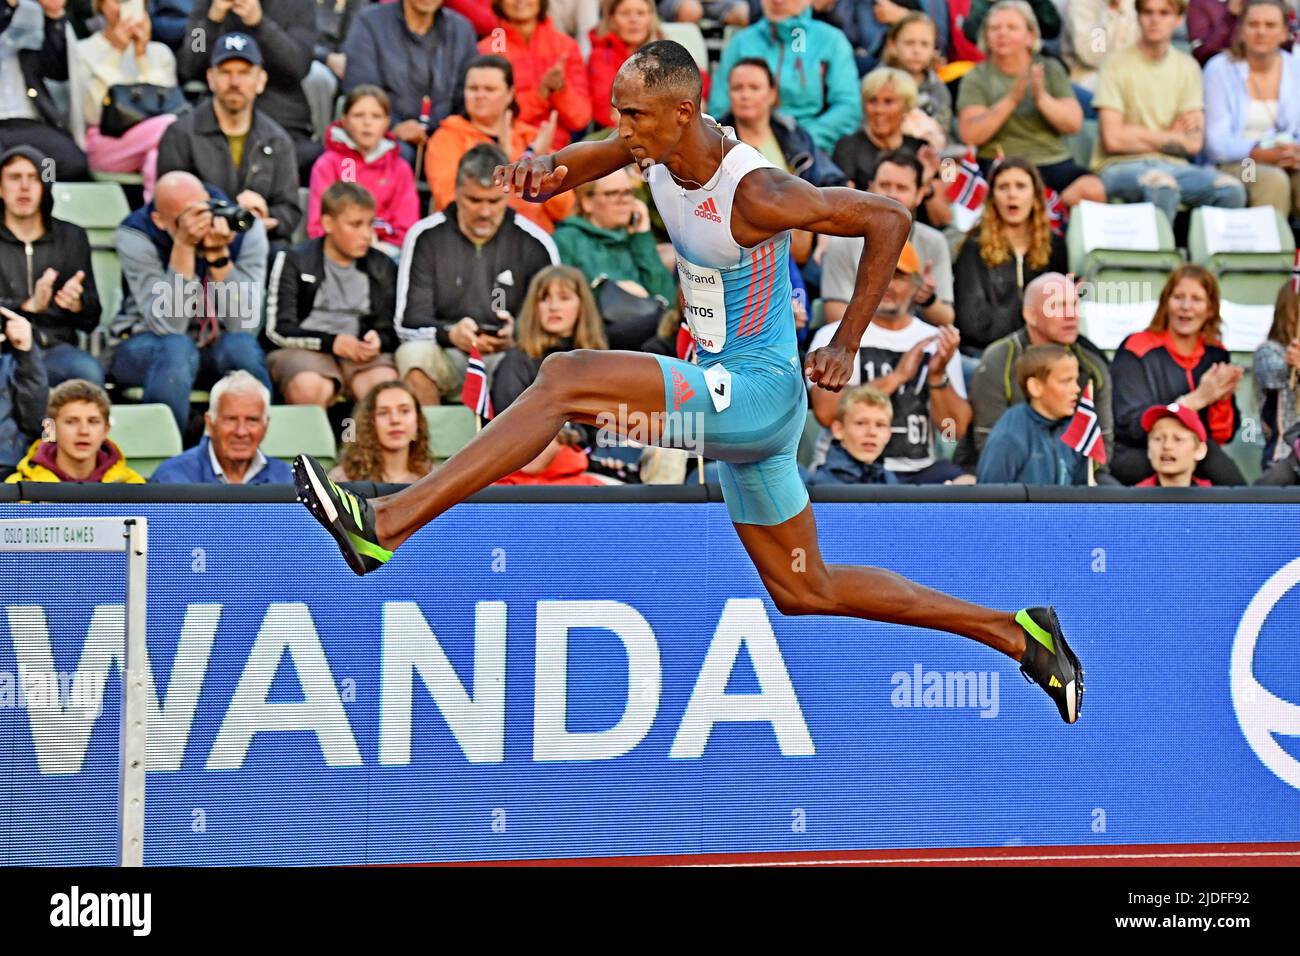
[0,308,48,481]
[108,169,271,432]
[393,144,558,406]
[157,32,301,247]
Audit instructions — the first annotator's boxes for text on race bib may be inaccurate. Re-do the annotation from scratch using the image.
[677,259,727,354]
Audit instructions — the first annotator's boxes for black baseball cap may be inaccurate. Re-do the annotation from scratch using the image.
[210,32,263,68]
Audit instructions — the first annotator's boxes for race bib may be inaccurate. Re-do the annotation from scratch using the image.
[677,258,727,354]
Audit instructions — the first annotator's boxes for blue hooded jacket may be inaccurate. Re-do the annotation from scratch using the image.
[977,402,1089,486]
[707,7,862,153]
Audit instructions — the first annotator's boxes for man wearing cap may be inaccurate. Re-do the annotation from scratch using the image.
[157,31,301,245]
[175,0,319,180]
[1138,402,1212,487]
[807,240,974,484]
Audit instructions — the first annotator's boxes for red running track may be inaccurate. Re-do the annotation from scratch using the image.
[426,842,1300,867]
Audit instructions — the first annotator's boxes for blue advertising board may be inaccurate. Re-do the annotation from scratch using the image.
[1,501,1298,865]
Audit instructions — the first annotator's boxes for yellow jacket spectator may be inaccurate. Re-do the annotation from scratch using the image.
[4,379,145,484]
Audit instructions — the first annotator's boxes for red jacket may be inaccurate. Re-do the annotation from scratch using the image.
[494,444,606,485]
[1112,329,1239,449]
[587,29,711,130]
[308,121,420,247]
[381,0,496,37]
[479,18,590,147]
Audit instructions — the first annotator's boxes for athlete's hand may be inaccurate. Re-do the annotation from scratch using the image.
[804,343,856,392]
[494,157,568,199]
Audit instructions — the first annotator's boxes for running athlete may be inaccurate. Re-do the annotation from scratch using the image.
[293,41,1083,723]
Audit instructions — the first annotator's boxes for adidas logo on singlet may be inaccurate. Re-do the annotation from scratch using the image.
[693,197,722,222]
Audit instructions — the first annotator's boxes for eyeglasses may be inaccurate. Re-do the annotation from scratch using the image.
[594,189,635,199]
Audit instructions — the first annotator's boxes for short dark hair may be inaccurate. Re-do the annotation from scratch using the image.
[869,149,923,190]
[624,39,702,104]
[342,84,390,117]
[456,142,509,189]
[729,56,774,88]
[465,53,514,88]
[320,181,375,219]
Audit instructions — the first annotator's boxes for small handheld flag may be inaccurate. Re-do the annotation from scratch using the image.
[461,345,494,422]
[1060,380,1106,464]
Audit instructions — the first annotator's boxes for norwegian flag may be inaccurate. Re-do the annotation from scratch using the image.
[461,344,494,421]
[1060,380,1107,464]
[1044,186,1068,237]
[1292,249,1300,293]
[945,147,988,212]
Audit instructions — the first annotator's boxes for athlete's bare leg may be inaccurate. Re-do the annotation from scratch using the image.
[733,504,1028,660]
[371,350,668,549]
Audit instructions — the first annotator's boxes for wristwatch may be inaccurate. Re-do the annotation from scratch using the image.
[929,373,951,390]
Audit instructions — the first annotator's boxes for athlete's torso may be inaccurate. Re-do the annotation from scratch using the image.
[647,137,797,368]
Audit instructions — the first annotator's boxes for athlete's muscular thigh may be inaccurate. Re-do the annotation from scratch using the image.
[539,349,668,431]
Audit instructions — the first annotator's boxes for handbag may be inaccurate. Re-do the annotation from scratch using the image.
[592,274,668,352]
[100,83,189,139]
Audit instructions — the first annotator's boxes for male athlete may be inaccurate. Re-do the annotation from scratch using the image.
[292,41,1083,723]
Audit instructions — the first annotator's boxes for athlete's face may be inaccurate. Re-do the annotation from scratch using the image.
[373,386,419,455]
[612,72,690,166]
[536,280,582,337]
[1028,355,1080,421]
[1147,415,1206,481]
[832,401,893,464]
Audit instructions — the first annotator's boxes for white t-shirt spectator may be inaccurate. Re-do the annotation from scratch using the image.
[806,318,967,473]
[820,225,954,309]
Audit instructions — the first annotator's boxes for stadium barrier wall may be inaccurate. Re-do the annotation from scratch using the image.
[1,491,1298,864]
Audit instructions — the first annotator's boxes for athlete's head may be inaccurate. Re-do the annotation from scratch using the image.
[831,385,893,465]
[613,40,704,165]
[1017,344,1079,421]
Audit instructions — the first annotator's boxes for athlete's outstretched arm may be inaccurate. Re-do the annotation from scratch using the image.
[734,171,912,392]
[494,134,635,202]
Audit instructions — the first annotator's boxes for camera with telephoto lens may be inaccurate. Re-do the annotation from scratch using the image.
[207,199,255,232]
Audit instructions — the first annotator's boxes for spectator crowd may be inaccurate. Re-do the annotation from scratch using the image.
[1,0,1299,489]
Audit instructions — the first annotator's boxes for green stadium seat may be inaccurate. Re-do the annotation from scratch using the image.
[659,22,710,72]
[262,404,337,469]
[118,387,210,405]
[423,405,479,463]
[51,182,130,249]
[1077,268,1166,351]
[1187,207,1293,349]
[108,403,182,478]
[90,170,143,187]
[1066,199,1183,279]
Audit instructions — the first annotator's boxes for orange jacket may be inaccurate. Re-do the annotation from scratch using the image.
[478,18,590,147]
[425,114,574,232]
